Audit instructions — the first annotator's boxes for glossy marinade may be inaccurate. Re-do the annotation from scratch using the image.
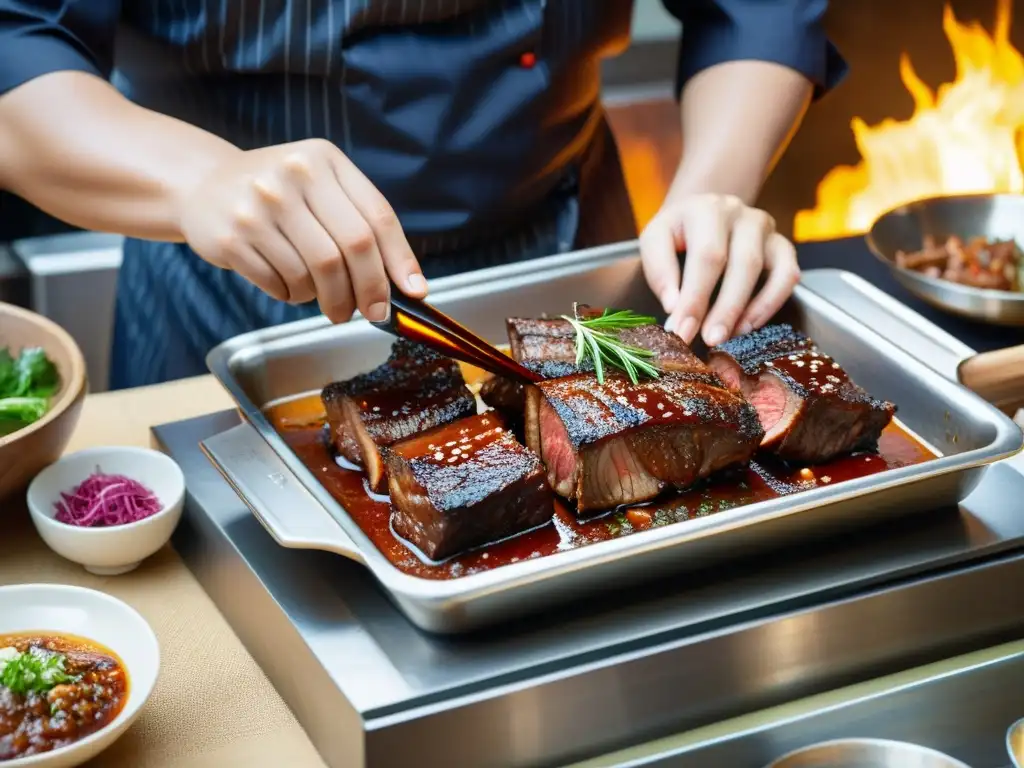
[265,388,936,581]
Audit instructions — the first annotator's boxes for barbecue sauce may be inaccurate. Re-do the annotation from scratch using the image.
[266,391,937,581]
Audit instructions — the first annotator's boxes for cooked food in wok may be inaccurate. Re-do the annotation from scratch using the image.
[895,235,1022,291]
[267,309,935,579]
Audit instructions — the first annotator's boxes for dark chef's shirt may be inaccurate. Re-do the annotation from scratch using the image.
[0,1,844,388]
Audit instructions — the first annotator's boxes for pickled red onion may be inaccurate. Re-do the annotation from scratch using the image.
[54,468,162,527]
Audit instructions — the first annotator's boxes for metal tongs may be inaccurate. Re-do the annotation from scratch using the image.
[369,284,542,384]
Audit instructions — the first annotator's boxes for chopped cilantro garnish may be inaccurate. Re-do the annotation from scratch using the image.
[0,647,78,696]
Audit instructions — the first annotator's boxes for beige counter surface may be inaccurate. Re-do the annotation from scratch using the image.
[0,375,326,768]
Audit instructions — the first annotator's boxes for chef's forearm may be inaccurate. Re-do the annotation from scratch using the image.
[667,60,813,206]
[0,71,241,241]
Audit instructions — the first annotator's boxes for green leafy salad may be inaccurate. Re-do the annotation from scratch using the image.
[0,346,60,438]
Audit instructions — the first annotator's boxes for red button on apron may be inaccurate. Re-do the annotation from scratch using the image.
[519,51,537,69]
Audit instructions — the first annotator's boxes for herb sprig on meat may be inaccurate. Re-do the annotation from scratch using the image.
[562,306,661,385]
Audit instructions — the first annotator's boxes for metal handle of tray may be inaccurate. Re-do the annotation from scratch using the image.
[799,270,976,382]
[201,422,365,563]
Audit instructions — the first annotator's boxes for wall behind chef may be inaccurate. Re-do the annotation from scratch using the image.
[0,0,844,390]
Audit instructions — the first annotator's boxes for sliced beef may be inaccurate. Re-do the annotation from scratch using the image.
[708,324,896,464]
[615,325,709,373]
[386,412,554,560]
[505,305,604,361]
[525,370,764,513]
[479,374,525,416]
[321,339,476,492]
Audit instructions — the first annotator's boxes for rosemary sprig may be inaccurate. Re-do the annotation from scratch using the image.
[561,306,661,385]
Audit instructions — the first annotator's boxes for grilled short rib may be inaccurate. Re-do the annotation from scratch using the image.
[708,324,896,464]
[476,315,579,419]
[479,359,583,427]
[506,313,703,372]
[483,314,705,419]
[525,370,764,513]
[507,316,583,363]
[386,412,554,560]
[479,374,524,422]
[321,339,476,492]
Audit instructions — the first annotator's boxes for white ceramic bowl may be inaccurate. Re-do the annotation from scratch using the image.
[27,447,185,575]
[766,738,971,768]
[0,583,160,768]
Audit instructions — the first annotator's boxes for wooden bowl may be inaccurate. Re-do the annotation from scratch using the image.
[0,302,88,503]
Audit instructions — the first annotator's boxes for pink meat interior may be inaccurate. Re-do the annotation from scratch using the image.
[710,354,796,443]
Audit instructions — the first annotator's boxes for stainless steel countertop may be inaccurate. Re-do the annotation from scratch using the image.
[159,408,1024,767]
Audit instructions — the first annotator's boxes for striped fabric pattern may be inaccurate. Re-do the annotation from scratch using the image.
[102,0,638,388]
[1,0,846,388]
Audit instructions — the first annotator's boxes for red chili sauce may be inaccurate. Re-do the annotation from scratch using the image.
[0,633,128,760]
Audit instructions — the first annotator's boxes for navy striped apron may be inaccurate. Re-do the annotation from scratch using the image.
[108,0,638,389]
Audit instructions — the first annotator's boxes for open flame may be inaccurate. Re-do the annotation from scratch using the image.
[794,0,1024,241]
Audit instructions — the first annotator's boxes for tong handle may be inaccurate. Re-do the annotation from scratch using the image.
[958,344,1024,414]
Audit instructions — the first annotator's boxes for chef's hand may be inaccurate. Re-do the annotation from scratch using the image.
[178,138,426,323]
[639,193,799,347]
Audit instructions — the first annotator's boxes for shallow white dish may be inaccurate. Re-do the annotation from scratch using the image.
[1009,716,1024,768]
[26,446,185,575]
[0,583,160,767]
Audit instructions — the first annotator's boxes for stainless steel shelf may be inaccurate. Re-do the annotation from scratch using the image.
[602,642,1024,768]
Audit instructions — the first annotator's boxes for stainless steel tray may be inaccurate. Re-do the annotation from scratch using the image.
[205,242,1023,633]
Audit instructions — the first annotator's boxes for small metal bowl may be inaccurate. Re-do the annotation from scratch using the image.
[866,193,1024,326]
[766,738,972,768]
[1008,717,1024,768]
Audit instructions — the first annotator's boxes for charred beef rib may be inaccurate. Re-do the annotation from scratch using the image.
[482,314,704,417]
[708,324,896,464]
[525,369,764,513]
[321,339,476,493]
[506,313,704,372]
[386,412,554,560]
[478,315,590,418]
[506,316,583,363]
[479,374,525,417]
[479,359,581,427]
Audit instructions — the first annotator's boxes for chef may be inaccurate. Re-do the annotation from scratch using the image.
[0,1,843,389]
